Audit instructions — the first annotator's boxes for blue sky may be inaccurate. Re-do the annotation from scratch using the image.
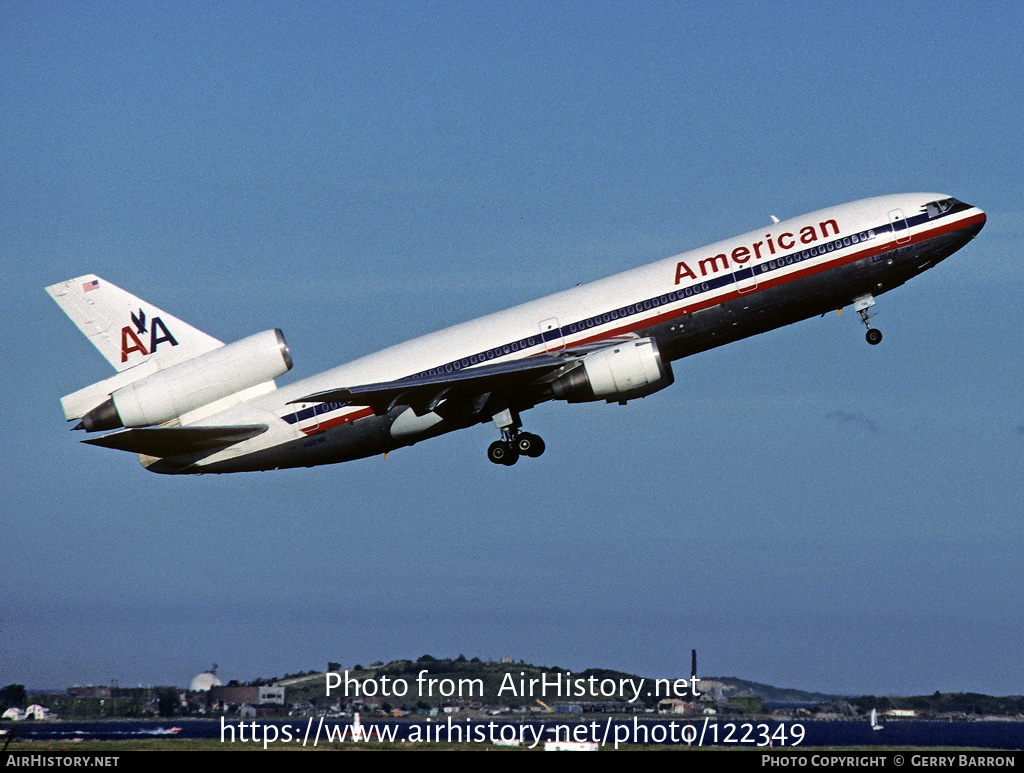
[2,2,1021,696]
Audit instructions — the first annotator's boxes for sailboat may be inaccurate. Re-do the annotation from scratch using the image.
[870,708,884,730]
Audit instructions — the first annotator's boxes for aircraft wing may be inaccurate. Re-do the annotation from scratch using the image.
[292,335,643,417]
[292,331,643,417]
[293,354,572,416]
[82,424,269,456]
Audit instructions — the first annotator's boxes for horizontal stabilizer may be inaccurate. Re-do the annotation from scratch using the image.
[82,424,269,457]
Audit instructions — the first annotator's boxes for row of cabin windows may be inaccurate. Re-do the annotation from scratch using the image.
[566,285,715,335]
[415,226,881,379]
[764,230,875,272]
[420,336,540,376]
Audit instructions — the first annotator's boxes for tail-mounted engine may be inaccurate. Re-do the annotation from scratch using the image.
[551,337,674,404]
[77,329,292,431]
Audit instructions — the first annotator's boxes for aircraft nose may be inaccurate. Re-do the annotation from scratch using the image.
[967,203,986,236]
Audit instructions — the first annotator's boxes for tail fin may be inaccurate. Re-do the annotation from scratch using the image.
[46,275,226,421]
[45,275,222,373]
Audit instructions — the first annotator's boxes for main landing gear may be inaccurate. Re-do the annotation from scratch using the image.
[486,404,545,466]
[487,431,546,466]
[854,294,883,346]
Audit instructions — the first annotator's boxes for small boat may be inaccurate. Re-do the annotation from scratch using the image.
[870,708,883,730]
[350,711,363,741]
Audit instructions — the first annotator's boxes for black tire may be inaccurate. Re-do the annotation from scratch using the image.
[487,440,506,465]
[866,328,882,346]
[487,440,519,466]
[516,432,546,458]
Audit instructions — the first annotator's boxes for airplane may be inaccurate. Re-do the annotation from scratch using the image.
[47,193,985,475]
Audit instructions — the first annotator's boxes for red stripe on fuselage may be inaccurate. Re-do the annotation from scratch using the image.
[296,211,984,436]
[299,406,375,435]
[538,211,985,351]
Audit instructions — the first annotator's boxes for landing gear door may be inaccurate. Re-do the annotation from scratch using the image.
[888,208,911,244]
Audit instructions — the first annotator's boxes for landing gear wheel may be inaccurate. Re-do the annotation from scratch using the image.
[516,432,546,458]
[855,296,881,345]
[487,440,519,466]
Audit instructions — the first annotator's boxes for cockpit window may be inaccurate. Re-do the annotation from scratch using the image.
[925,198,957,218]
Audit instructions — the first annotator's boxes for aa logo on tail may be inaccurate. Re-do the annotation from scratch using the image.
[121,308,179,362]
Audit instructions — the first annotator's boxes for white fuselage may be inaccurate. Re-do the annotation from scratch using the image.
[153,193,985,474]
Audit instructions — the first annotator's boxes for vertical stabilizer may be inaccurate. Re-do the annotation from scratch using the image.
[46,275,223,372]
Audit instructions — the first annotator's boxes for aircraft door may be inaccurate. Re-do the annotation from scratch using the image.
[734,262,759,294]
[888,209,911,244]
[540,317,564,351]
[292,402,320,433]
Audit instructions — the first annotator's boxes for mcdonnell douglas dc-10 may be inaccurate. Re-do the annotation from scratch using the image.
[48,193,985,474]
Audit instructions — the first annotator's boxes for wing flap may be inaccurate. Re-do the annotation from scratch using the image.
[82,424,269,457]
[292,354,571,414]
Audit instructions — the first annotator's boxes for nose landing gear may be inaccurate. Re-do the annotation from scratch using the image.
[854,294,882,345]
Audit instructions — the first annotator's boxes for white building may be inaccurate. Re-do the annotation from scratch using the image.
[190,670,223,692]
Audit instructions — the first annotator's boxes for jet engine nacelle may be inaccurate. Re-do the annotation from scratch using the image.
[551,337,674,404]
[79,329,292,431]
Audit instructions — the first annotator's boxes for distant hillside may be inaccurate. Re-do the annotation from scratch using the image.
[697,677,839,705]
[248,657,1023,717]
[280,658,654,708]
[268,657,839,709]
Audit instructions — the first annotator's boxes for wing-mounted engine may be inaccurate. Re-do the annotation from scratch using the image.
[550,337,673,404]
[77,329,292,431]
